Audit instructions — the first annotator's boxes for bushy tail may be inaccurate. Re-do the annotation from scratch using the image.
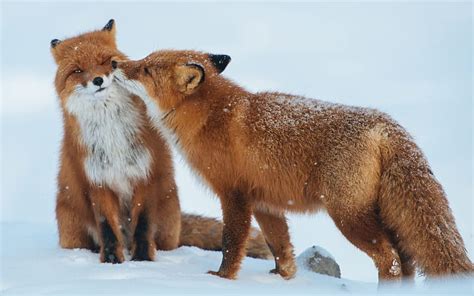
[179,213,272,259]
[378,133,472,277]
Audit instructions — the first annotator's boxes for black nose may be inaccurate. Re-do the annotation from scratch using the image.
[92,77,104,86]
[111,60,118,69]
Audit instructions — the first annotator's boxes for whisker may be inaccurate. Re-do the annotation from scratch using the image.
[162,109,175,121]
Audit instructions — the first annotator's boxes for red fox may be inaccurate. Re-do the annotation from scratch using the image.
[113,50,473,281]
[51,20,271,264]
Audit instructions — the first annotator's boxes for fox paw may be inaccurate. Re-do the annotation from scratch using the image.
[100,247,124,264]
[207,270,236,280]
[101,251,123,264]
[131,242,155,262]
[90,245,100,254]
[269,265,296,280]
[131,249,154,261]
[131,253,153,261]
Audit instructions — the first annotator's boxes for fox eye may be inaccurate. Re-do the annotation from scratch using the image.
[144,67,151,76]
[73,69,83,74]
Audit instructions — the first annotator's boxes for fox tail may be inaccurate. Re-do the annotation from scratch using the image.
[179,213,272,259]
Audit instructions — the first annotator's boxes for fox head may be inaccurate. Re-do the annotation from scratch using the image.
[51,19,126,104]
[113,50,231,114]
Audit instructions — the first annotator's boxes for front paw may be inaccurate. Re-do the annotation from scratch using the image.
[131,252,153,261]
[100,247,124,264]
[99,219,124,264]
[207,270,236,280]
[131,243,155,261]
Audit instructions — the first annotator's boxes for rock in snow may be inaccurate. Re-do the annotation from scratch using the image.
[297,245,341,278]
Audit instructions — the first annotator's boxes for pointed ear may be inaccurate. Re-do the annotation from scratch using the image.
[50,39,63,64]
[102,19,116,34]
[175,63,205,94]
[50,39,61,48]
[208,54,231,73]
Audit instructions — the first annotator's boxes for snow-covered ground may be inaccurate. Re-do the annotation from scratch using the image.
[1,223,472,295]
[1,1,472,295]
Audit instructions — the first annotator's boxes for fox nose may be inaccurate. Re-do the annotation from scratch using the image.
[92,77,104,86]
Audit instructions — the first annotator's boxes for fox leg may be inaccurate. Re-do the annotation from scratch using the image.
[56,200,97,251]
[130,178,180,261]
[398,249,416,281]
[208,189,252,280]
[90,186,125,264]
[384,227,416,281]
[388,233,416,281]
[56,161,97,251]
[130,209,155,261]
[152,182,181,251]
[56,181,97,251]
[253,210,296,279]
[328,206,403,282]
[129,185,154,261]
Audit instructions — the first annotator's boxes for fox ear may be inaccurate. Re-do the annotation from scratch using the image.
[50,39,61,48]
[102,19,115,33]
[175,63,205,95]
[50,39,62,64]
[208,54,231,73]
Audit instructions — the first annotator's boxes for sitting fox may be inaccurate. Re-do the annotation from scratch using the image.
[113,50,472,281]
[51,21,271,264]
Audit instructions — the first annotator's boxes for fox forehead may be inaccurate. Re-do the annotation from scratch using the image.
[58,44,116,69]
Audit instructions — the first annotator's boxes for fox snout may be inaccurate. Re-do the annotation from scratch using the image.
[111,60,144,80]
[112,61,150,100]
[111,59,127,72]
[92,77,104,86]
[71,73,114,98]
[112,59,141,81]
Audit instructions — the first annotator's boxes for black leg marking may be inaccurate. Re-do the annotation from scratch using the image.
[100,220,121,264]
[91,243,100,254]
[132,212,151,261]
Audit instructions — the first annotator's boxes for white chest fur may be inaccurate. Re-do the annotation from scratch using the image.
[66,83,152,200]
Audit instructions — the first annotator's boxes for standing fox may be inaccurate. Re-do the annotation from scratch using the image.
[114,50,473,281]
[51,20,271,263]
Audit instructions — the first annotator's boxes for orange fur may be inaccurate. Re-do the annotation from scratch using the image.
[52,21,271,264]
[115,50,473,281]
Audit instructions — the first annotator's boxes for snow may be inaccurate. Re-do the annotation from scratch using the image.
[0,223,367,295]
[1,223,472,295]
